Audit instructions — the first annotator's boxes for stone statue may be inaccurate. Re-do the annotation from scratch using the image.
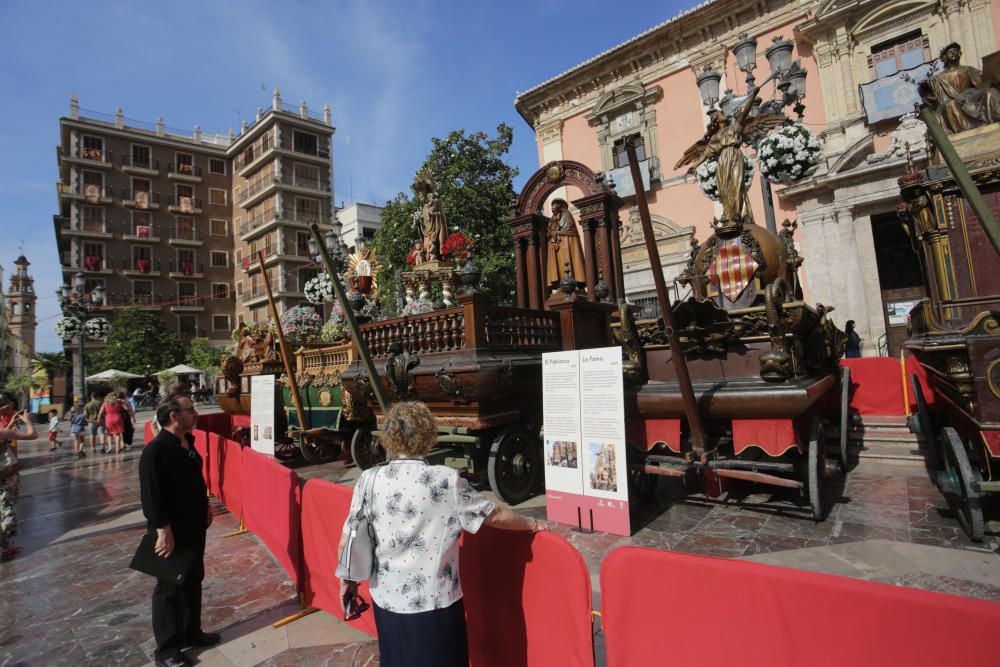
[919,42,1000,135]
[545,198,586,288]
[675,90,783,228]
[412,172,448,261]
[866,113,927,163]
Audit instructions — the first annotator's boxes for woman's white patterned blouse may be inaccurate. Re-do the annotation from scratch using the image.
[342,459,496,613]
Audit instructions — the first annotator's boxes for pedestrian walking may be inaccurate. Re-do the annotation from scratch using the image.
[97,392,125,454]
[139,395,219,667]
[0,394,38,562]
[119,392,136,451]
[84,391,103,454]
[69,406,86,458]
[337,400,549,667]
[844,320,862,358]
[47,409,61,452]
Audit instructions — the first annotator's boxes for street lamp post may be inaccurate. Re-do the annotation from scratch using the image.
[58,272,106,405]
[695,33,809,234]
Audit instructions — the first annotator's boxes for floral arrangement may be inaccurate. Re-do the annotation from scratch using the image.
[84,317,111,339]
[695,152,754,201]
[280,306,323,346]
[757,124,823,185]
[304,273,335,304]
[319,319,349,343]
[401,298,434,316]
[55,316,83,340]
[441,232,474,262]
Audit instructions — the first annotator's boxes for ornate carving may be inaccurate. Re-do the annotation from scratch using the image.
[738,228,767,272]
[612,299,647,384]
[759,280,792,383]
[671,298,744,356]
[803,303,845,375]
[495,358,513,399]
[220,355,244,398]
[435,363,467,404]
[343,374,373,423]
[385,341,420,398]
[676,236,701,287]
[544,161,565,183]
[866,113,927,163]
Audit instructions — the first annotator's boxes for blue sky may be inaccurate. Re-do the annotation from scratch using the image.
[0,0,699,352]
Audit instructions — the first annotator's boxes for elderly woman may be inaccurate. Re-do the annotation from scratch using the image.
[0,394,38,561]
[338,401,548,666]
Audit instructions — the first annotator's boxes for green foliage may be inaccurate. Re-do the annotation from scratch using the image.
[4,372,39,405]
[374,124,518,314]
[185,337,227,377]
[89,308,185,375]
[32,351,70,388]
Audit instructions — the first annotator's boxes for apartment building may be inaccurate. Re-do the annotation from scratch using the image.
[336,202,383,251]
[54,89,337,349]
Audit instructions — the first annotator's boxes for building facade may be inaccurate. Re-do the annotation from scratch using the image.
[54,90,337,350]
[336,202,384,251]
[515,0,1000,355]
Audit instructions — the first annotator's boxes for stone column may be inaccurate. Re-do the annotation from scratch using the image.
[838,209,873,351]
[514,239,527,309]
[854,214,886,355]
[526,235,542,310]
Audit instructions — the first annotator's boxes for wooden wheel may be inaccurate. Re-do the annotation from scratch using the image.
[488,426,541,505]
[350,427,385,470]
[838,365,851,470]
[909,375,940,470]
[939,427,985,542]
[807,417,828,521]
[298,431,342,465]
[273,437,301,462]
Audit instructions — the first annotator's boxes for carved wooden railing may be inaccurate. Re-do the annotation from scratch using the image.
[357,298,561,359]
[295,341,355,375]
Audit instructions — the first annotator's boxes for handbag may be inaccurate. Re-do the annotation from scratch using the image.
[336,467,380,582]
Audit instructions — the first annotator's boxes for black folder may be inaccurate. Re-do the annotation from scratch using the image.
[129,534,197,585]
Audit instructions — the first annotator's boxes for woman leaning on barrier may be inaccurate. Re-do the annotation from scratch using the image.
[338,400,550,667]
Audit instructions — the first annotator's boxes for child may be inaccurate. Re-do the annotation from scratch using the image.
[69,406,86,458]
[47,409,61,452]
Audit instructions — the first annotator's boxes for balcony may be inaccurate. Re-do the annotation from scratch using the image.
[105,293,163,310]
[122,221,161,241]
[237,175,278,208]
[59,145,113,169]
[167,194,203,214]
[121,257,162,277]
[237,174,331,209]
[287,175,332,194]
[234,131,275,176]
[170,296,205,312]
[168,226,203,246]
[63,255,113,274]
[122,189,161,210]
[168,260,204,279]
[168,163,203,182]
[121,155,160,176]
[60,217,112,239]
[58,182,113,204]
[240,285,268,304]
[277,135,330,163]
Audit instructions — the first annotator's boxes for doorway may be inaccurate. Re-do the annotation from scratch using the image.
[870,212,926,356]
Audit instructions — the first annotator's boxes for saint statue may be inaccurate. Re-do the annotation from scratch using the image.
[920,42,1000,135]
[545,198,586,288]
[675,90,783,226]
[412,172,448,261]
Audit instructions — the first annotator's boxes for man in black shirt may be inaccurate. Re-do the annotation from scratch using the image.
[139,395,219,667]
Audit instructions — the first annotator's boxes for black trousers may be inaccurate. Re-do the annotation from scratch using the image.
[152,549,205,658]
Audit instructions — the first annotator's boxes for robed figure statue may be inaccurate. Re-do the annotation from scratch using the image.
[412,172,448,261]
[545,198,586,288]
[675,89,783,227]
[919,42,1000,135]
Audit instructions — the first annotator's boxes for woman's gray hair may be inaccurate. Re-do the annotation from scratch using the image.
[381,401,437,458]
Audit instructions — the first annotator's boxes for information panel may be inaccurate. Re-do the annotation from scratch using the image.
[543,347,630,536]
[250,374,276,457]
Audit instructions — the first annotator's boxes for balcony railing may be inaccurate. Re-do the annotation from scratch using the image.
[60,182,113,201]
[122,257,161,274]
[79,147,112,163]
[73,255,109,272]
[170,226,202,242]
[279,135,330,159]
[167,195,203,211]
[122,189,161,207]
[233,131,275,172]
[168,260,204,276]
[290,175,332,191]
[241,286,267,303]
[121,155,160,171]
[168,163,202,178]
[237,175,277,206]
[76,218,110,234]
[122,221,160,239]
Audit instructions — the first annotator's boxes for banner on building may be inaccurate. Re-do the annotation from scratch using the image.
[859,62,934,125]
[543,347,630,536]
[250,374,276,457]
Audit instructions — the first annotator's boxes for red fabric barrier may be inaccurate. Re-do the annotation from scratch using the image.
[731,418,798,456]
[601,547,1000,667]
[217,438,243,522]
[231,414,250,430]
[300,480,377,636]
[840,358,906,416]
[144,420,155,445]
[206,434,223,497]
[195,412,232,438]
[461,526,594,667]
[904,354,939,413]
[241,448,302,589]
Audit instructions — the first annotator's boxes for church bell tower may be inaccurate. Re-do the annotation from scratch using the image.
[7,255,37,366]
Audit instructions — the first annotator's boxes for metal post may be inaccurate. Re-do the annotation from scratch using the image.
[309,224,390,412]
[257,251,310,434]
[920,108,1000,257]
[76,330,85,405]
[624,138,707,456]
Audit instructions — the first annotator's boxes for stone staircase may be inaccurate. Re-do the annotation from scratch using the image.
[828,415,928,463]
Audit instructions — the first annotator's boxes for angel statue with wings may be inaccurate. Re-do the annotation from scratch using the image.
[675,88,783,228]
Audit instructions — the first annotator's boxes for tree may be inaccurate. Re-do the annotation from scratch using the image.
[89,308,185,376]
[185,337,227,377]
[32,351,70,390]
[374,124,519,314]
[4,372,39,409]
